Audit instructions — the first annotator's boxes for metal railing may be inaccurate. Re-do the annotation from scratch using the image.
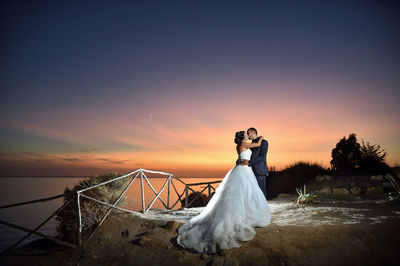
[0,168,222,251]
[0,194,78,254]
[76,168,221,245]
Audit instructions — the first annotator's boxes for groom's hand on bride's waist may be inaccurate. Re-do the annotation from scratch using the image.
[248,159,254,167]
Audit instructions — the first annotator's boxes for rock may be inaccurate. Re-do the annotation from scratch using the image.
[350,187,362,196]
[209,257,225,266]
[178,254,187,263]
[101,234,112,241]
[332,188,349,195]
[276,193,291,198]
[371,175,384,181]
[121,229,129,238]
[138,236,151,245]
[209,257,239,266]
[223,258,239,266]
[318,187,332,194]
[165,220,183,232]
[178,251,187,262]
[316,175,332,182]
[366,186,384,195]
[315,175,325,182]
[383,181,393,189]
[220,248,234,257]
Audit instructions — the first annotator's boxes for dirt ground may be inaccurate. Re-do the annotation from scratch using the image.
[2,194,400,266]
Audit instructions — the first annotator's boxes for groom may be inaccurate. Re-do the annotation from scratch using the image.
[247,127,269,199]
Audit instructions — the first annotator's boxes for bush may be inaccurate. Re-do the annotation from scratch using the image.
[55,172,130,243]
[359,139,391,174]
[267,161,328,198]
[181,191,213,208]
[330,133,391,174]
[330,133,361,172]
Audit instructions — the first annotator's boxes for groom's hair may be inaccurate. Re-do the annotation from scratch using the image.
[247,127,257,135]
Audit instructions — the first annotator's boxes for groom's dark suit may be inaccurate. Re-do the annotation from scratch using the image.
[249,137,269,199]
[236,138,268,198]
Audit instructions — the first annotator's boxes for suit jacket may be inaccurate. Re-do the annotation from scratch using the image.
[249,137,269,176]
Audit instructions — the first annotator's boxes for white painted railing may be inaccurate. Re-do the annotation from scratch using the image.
[76,168,221,245]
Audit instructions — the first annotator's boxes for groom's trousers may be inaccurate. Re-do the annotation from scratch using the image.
[255,175,267,199]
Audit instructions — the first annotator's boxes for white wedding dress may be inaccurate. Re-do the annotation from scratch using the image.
[177,148,271,254]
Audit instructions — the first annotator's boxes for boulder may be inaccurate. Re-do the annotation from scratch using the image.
[209,257,239,266]
[332,188,350,195]
[315,175,325,182]
[138,236,151,245]
[276,193,292,198]
[315,175,333,182]
[318,187,332,194]
[350,187,362,196]
[165,220,183,232]
[371,175,384,181]
[366,186,384,195]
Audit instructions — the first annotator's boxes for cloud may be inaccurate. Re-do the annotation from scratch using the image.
[97,158,132,164]
[20,151,45,157]
[54,156,87,162]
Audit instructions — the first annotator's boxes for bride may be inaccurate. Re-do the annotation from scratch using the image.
[177,130,271,254]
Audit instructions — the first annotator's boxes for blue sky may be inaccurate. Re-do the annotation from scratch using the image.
[1,0,399,176]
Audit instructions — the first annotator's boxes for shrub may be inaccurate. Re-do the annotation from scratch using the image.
[330,133,361,172]
[330,133,391,174]
[267,161,328,197]
[359,139,391,174]
[55,172,130,243]
[181,191,212,208]
[296,184,318,204]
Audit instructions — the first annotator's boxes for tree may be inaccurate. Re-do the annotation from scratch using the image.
[330,133,361,172]
[359,139,391,174]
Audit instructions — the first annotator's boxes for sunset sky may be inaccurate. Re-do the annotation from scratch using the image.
[1,0,399,177]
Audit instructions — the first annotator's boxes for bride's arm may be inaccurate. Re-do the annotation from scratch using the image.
[241,136,263,149]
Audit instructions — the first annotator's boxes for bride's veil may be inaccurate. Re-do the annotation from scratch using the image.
[188,165,235,224]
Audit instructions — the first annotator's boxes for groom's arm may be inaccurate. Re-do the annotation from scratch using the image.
[248,140,268,167]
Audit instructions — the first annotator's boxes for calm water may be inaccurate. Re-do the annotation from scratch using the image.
[0,176,220,251]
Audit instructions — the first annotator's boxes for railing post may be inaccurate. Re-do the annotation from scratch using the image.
[208,184,211,200]
[167,175,171,209]
[77,192,82,247]
[185,185,188,208]
[140,170,145,214]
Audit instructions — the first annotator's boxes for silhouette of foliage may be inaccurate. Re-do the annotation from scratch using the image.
[330,133,391,174]
[330,133,361,172]
[181,191,214,207]
[359,139,390,174]
[55,172,129,243]
[267,161,328,198]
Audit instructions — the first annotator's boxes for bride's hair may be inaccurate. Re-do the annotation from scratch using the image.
[234,131,245,145]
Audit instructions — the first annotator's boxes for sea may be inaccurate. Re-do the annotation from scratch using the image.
[0,176,220,252]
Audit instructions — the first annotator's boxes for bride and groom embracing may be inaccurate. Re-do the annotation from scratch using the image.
[177,127,271,254]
